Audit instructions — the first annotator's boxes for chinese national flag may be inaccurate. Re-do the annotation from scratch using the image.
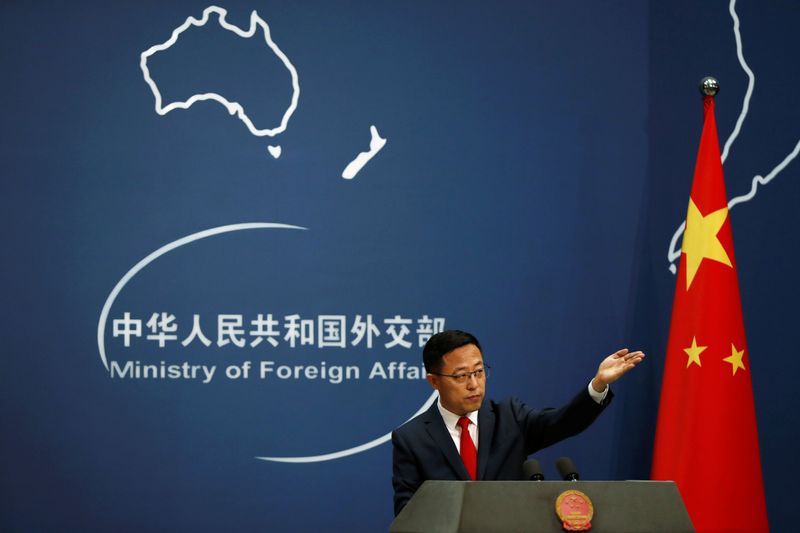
[651,95,769,532]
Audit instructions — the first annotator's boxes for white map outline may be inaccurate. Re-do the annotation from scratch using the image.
[666,0,800,274]
[139,5,300,138]
[342,125,387,179]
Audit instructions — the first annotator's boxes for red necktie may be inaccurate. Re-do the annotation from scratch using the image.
[457,416,477,480]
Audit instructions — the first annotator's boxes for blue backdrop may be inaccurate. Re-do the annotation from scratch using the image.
[2,1,798,531]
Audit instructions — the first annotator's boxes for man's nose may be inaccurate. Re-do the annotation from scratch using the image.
[465,373,479,388]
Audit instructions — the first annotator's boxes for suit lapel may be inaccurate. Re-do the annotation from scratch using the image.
[423,403,470,480]
[476,402,495,480]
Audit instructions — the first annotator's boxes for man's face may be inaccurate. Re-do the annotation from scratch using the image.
[426,343,486,416]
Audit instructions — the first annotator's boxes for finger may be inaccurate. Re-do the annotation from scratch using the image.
[613,348,630,358]
[624,355,645,367]
[622,351,644,361]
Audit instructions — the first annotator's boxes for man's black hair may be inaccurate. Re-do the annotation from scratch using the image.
[423,330,482,373]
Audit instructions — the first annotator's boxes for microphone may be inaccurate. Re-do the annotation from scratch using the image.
[556,456,580,481]
[522,459,544,481]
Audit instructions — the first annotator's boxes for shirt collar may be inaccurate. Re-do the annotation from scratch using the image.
[436,398,479,429]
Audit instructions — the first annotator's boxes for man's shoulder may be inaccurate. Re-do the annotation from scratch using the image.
[393,405,436,437]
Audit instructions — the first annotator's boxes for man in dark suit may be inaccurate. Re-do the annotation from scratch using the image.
[391,330,645,515]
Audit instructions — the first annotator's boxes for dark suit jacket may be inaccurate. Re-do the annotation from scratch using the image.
[391,387,613,515]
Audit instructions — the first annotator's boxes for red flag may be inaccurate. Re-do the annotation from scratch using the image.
[651,95,769,532]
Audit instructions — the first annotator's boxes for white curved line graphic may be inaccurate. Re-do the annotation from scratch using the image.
[140,5,300,138]
[666,0,799,274]
[97,222,306,371]
[256,391,439,463]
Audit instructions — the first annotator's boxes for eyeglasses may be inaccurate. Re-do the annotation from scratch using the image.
[429,365,490,384]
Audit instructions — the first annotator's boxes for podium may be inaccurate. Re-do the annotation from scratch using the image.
[390,480,694,532]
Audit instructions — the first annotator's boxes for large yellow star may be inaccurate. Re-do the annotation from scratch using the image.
[682,198,732,290]
[684,336,706,368]
[723,343,746,376]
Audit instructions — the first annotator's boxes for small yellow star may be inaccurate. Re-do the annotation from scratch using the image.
[722,343,746,376]
[682,198,732,290]
[683,336,706,368]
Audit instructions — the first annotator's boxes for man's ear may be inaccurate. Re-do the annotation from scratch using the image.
[426,374,438,390]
